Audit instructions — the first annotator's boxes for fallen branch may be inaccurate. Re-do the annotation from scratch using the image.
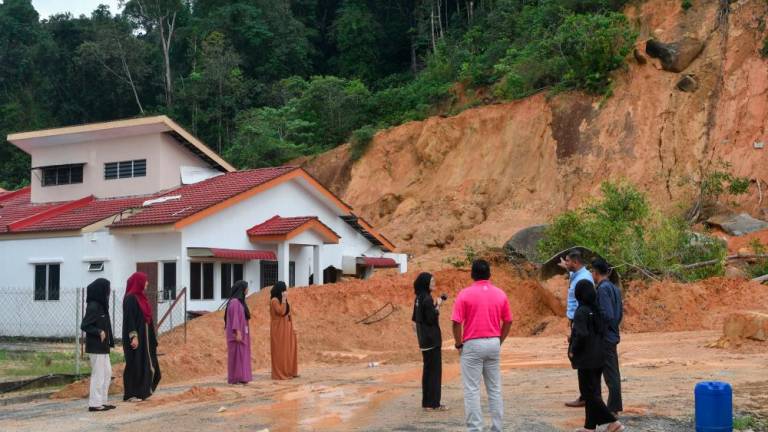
[681,259,721,270]
[681,254,768,270]
[751,274,768,283]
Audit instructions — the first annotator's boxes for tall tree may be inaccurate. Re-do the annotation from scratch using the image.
[331,1,382,82]
[122,0,185,107]
[77,8,151,114]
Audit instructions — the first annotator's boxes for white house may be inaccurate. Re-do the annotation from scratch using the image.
[0,116,406,337]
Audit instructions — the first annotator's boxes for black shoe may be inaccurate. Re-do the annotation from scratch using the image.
[89,406,108,412]
[103,404,116,410]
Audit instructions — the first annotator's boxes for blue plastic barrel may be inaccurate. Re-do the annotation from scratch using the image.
[695,381,733,432]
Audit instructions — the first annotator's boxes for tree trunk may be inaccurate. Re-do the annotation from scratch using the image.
[119,47,144,115]
[430,5,436,53]
[157,11,177,108]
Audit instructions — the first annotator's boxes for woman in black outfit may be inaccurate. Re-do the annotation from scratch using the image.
[569,280,624,432]
[412,272,447,411]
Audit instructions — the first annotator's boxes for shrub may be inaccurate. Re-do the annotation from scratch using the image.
[761,38,768,58]
[349,125,377,161]
[550,12,637,94]
[682,0,693,10]
[444,245,480,269]
[538,180,727,281]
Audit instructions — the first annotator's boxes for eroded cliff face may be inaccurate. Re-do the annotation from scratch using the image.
[303,0,768,267]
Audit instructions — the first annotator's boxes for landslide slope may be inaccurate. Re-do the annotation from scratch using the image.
[303,0,768,267]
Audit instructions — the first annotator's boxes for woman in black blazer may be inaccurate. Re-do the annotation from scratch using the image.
[569,280,624,432]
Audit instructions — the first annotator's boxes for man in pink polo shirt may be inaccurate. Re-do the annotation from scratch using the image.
[452,259,513,432]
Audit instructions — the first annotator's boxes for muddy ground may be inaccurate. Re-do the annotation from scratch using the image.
[1,331,765,431]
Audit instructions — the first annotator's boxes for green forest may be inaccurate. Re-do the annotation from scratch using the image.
[0,0,637,190]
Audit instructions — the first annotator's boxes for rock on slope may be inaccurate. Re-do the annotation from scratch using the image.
[303,0,768,267]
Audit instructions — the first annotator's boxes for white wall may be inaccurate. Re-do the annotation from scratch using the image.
[180,178,392,277]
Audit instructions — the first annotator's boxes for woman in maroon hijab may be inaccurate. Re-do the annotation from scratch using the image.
[122,272,162,401]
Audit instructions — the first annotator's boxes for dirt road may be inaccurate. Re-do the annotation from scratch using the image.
[1,331,765,431]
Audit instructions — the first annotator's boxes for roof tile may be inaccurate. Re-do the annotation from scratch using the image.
[110,166,298,228]
[246,216,318,237]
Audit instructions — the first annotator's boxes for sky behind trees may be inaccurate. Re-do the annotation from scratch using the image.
[31,0,121,19]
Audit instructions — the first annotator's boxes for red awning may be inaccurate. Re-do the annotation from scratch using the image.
[207,248,276,261]
[360,257,399,268]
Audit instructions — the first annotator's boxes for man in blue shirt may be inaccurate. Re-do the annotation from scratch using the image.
[559,249,593,408]
[592,258,623,415]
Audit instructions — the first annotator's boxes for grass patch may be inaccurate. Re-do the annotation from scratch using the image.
[734,414,767,431]
[0,349,123,379]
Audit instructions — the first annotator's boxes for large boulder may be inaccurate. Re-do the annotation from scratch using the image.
[645,37,705,73]
[723,311,768,341]
[504,224,548,263]
[706,213,768,236]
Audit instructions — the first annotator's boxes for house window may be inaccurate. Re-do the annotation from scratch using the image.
[41,164,84,187]
[88,262,104,272]
[34,264,60,301]
[162,262,176,300]
[221,263,244,299]
[105,159,147,180]
[260,261,294,289]
[190,262,214,300]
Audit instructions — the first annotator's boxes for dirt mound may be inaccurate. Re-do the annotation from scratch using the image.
[301,0,768,269]
[623,278,768,332]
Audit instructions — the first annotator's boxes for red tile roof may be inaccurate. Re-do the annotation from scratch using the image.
[0,188,65,233]
[0,186,151,234]
[209,248,276,261]
[110,166,299,228]
[0,166,395,251]
[13,196,147,232]
[360,257,399,268]
[247,216,318,236]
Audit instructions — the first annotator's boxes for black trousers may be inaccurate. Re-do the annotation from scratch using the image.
[578,367,616,429]
[421,348,442,408]
[604,343,623,413]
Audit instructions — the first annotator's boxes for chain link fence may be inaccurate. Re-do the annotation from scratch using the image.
[0,287,186,393]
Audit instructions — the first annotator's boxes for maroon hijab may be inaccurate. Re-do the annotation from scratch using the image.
[125,272,152,324]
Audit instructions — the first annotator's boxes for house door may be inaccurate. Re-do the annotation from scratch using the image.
[260,261,295,289]
[136,262,159,321]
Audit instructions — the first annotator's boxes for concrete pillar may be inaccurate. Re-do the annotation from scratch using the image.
[313,245,323,285]
[277,242,291,286]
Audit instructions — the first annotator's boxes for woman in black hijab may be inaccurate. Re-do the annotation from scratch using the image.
[568,280,624,432]
[80,278,115,412]
[412,272,447,411]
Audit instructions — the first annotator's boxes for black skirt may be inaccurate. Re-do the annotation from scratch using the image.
[122,295,162,400]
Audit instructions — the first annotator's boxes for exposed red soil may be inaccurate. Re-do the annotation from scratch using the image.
[301,0,768,271]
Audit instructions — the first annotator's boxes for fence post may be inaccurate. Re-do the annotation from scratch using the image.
[75,287,81,376]
[184,287,187,344]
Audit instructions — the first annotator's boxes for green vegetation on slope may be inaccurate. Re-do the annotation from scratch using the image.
[538,181,728,281]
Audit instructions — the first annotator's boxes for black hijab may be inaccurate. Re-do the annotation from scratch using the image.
[412,272,433,323]
[270,281,290,315]
[574,279,604,335]
[83,278,114,346]
[86,278,111,312]
[224,280,250,327]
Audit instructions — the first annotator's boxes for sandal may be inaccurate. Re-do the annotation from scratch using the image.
[605,422,625,432]
[424,405,449,411]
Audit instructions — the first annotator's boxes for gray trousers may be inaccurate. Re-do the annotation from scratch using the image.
[461,338,503,432]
